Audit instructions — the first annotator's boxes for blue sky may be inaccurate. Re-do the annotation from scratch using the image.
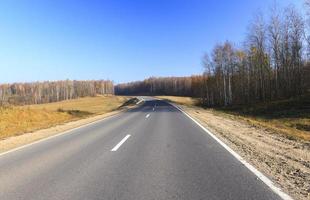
[0,0,304,84]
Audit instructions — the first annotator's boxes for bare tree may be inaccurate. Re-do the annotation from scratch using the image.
[0,80,114,105]
[286,5,305,95]
[247,12,271,102]
[268,4,282,98]
[305,0,310,57]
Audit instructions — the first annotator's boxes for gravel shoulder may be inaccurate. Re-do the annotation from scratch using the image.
[182,105,310,200]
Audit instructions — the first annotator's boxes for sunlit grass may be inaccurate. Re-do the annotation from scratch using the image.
[155,96,199,106]
[0,96,129,140]
[24,95,129,114]
[157,95,310,141]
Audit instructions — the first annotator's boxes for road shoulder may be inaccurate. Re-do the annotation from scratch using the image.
[178,104,309,200]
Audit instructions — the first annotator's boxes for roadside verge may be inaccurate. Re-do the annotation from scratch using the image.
[156,96,309,200]
[180,105,309,200]
[170,102,293,200]
[0,97,142,154]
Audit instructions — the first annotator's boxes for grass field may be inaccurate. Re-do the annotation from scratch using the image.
[156,95,310,141]
[155,96,199,106]
[0,96,130,140]
[216,95,310,140]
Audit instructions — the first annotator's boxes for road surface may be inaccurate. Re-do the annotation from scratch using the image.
[0,98,284,200]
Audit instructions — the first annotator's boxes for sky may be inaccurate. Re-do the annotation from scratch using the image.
[0,0,305,84]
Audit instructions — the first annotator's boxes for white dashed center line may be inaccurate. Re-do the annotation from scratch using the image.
[111,134,131,151]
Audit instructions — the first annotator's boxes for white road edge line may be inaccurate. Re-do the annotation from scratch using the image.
[111,134,131,152]
[146,113,150,118]
[169,102,293,200]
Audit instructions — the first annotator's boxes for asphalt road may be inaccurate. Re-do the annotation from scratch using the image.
[0,98,283,200]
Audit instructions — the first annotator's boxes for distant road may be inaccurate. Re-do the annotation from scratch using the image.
[0,98,284,200]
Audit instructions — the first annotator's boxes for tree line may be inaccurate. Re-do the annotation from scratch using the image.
[0,80,114,105]
[116,2,310,107]
[200,3,309,106]
[115,76,204,97]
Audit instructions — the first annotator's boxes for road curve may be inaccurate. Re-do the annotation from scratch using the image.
[0,98,283,200]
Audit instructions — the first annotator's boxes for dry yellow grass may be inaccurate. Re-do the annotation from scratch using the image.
[24,95,129,114]
[155,96,198,106]
[0,107,72,140]
[236,116,310,141]
[0,96,129,140]
[157,95,309,141]
[205,109,310,141]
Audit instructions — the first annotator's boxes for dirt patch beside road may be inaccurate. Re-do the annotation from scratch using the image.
[181,105,310,200]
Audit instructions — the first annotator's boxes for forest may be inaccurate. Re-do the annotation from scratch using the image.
[0,80,114,105]
[116,3,310,107]
[115,76,204,97]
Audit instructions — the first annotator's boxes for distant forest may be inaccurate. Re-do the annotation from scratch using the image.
[115,76,204,97]
[116,2,310,106]
[0,80,114,105]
